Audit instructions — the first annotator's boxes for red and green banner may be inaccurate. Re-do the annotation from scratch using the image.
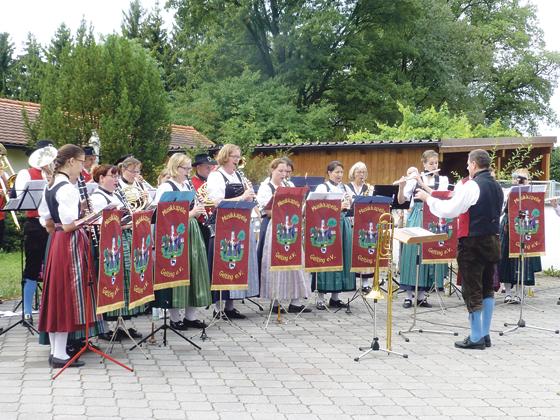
[154,201,190,290]
[128,210,155,310]
[270,186,307,271]
[508,190,545,257]
[211,201,254,290]
[96,209,125,314]
[422,190,457,264]
[304,199,343,272]
[351,198,391,272]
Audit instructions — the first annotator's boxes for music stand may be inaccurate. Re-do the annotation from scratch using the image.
[0,180,46,337]
[130,190,202,351]
[500,184,558,336]
[395,227,459,342]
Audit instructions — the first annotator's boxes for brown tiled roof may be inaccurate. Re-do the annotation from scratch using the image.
[0,98,214,151]
[169,124,214,150]
[0,98,41,147]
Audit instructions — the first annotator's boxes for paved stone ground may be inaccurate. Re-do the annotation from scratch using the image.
[1,275,560,420]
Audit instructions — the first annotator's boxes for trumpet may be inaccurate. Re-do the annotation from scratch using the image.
[364,212,396,350]
[0,144,21,230]
[392,168,440,185]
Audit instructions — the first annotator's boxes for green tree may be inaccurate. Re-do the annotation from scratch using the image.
[39,32,170,180]
[0,32,14,96]
[550,148,560,182]
[171,70,336,151]
[46,24,72,68]
[121,0,145,40]
[8,34,46,102]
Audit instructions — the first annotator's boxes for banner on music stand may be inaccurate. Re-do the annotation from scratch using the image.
[270,186,307,271]
[350,196,392,272]
[508,188,545,257]
[304,196,343,272]
[154,198,190,290]
[128,209,155,310]
[96,209,125,314]
[422,190,457,264]
[211,201,255,290]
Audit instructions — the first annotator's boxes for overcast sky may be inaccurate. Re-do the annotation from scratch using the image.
[1,0,558,136]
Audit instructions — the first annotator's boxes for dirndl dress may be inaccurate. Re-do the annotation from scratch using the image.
[260,221,309,300]
[498,215,541,286]
[38,228,105,337]
[311,215,356,293]
[399,201,447,292]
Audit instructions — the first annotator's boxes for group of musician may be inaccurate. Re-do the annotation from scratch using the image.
[4,139,558,367]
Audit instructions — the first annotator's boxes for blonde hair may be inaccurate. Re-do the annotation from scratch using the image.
[118,156,142,174]
[348,161,367,181]
[268,158,287,176]
[216,144,241,166]
[421,150,439,163]
[513,168,530,180]
[157,168,170,186]
[166,153,191,178]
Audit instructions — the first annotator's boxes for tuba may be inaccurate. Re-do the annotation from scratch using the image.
[364,212,396,350]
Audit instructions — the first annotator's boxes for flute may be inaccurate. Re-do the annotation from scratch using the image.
[77,175,99,246]
[392,168,440,185]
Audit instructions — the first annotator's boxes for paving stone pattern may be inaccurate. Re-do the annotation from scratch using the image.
[1,276,560,419]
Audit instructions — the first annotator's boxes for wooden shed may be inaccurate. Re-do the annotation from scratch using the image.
[251,137,557,184]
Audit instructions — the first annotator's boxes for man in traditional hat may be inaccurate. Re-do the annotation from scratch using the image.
[14,140,57,324]
[191,153,217,247]
[81,146,98,183]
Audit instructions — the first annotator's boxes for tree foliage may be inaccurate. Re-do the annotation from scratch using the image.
[348,103,519,142]
[39,29,170,180]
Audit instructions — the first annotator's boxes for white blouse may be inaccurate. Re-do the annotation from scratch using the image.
[403,174,449,208]
[314,180,351,194]
[206,168,243,203]
[90,188,124,213]
[39,174,80,226]
[256,180,284,211]
[154,179,191,204]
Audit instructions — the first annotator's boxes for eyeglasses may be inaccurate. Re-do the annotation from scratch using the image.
[126,168,141,174]
[229,155,241,159]
[75,158,85,164]
[179,166,192,171]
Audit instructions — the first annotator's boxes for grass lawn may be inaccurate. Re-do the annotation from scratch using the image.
[0,252,21,300]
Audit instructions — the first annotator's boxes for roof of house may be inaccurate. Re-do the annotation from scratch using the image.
[169,124,214,151]
[251,136,556,153]
[0,98,41,148]
[0,98,214,151]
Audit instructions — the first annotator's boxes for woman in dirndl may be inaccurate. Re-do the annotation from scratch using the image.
[38,144,102,368]
[311,160,356,310]
[397,150,449,308]
[152,153,212,330]
[89,164,145,340]
[498,168,542,303]
[206,143,259,319]
[258,158,311,313]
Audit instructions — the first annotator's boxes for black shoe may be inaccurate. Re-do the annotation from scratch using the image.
[557,298,560,305]
[288,304,311,313]
[170,320,189,330]
[271,306,287,314]
[328,299,348,308]
[402,299,413,309]
[66,343,81,358]
[361,286,372,295]
[224,308,247,319]
[98,331,121,342]
[183,319,207,329]
[417,299,432,308]
[51,357,86,368]
[316,301,326,310]
[127,328,143,339]
[48,354,53,366]
[454,336,486,350]
[484,335,491,348]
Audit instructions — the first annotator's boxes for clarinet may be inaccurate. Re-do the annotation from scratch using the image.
[77,175,99,247]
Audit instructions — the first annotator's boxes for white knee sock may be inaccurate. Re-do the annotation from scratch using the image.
[331,292,340,301]
[417,290,426,301]
[225,300,235,311]
[53,332,69,360]
[168,308,182,322]
[317,293,325,303]
[504,283,512,294]
[406,290,414,300]
[48,332,55,356]
[290,298,301,306]
[184,307,197,321]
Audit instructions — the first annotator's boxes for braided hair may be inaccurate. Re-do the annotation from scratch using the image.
[49,144,84,187]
